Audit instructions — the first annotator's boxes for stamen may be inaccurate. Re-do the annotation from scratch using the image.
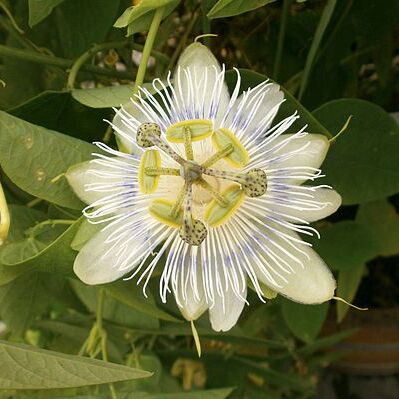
[145,167,180,176]
[183,127,194,161]
[202,167,268,198]
[170,185,187,218]
[197,178,228,207]
[201,144,234,168]
[136,123,185,165]
[179,181,207,246]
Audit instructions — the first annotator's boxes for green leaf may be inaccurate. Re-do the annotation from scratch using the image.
[28,0,65,27]
[106,280,181,323]
[281,300,328,343]
[225,69,331,138]
[0,340,151,389]
[312,221,379,271]
[71,83,158,109]
[336,264,366,322]
[0,112,95,209]
[356,200,399,257]
[298,329,356,356]
[55,0,121,58]
[208,0,276,19]
[114,0,179,36]
[9,91,110,142]
[313,99,399,204]
[0,218,81,277]
[0,272,62,336]
[5,205,47,242]
[55,388,234,399]
[131,389,235,399]
[0,205,48,285]
[72,85,135,108]
[0,265,25,286]
[298,0,337,100]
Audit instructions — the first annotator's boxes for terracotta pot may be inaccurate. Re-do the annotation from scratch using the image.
[326,307,399,375]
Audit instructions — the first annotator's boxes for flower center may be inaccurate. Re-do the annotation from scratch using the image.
[136,121,268,245]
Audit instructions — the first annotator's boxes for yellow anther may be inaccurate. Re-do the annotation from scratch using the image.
[204,184,245,227]
[138,150,161,194]
[212,128,249,168]
[166,119,213,143]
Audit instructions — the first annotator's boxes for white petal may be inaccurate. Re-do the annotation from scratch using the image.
[172,245,208,321]
[252,133,330,185]
[66,157,137,205]
[66,161,103,205]
[274,134,329,169]
[259,234,335,304]
[74,228,129,285]
[224,82,284,144]
[74,216,167,285]
[270,243,336,304]
[175,42,230,124]
[209,285,247,332]
[179,292,208,322]
[265,188,342,222]
[233,212,336,304]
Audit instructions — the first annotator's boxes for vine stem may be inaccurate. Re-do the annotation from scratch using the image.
[167,11,199,72]
[273,0,291,81]
[28,219,74,237]
[133,7,165,96]
[0,43,168,81]
[66,41,134,89]
[96,288,118,399]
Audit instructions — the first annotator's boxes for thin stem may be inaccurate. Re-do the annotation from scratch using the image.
[201,2,211,46]
[167,11,199,71]
[133,7,165,95]
[0,1,24,34]
[26,197,43,208]
[96,288,105,331]
[273,0,291,81]
[67,42,135,89]
[298,0,337,100]
[96,289,118,399]
[0,44,134,80]
[28,219,74,238]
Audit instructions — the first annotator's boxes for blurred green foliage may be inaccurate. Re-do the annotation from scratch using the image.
[0,0,399,398]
